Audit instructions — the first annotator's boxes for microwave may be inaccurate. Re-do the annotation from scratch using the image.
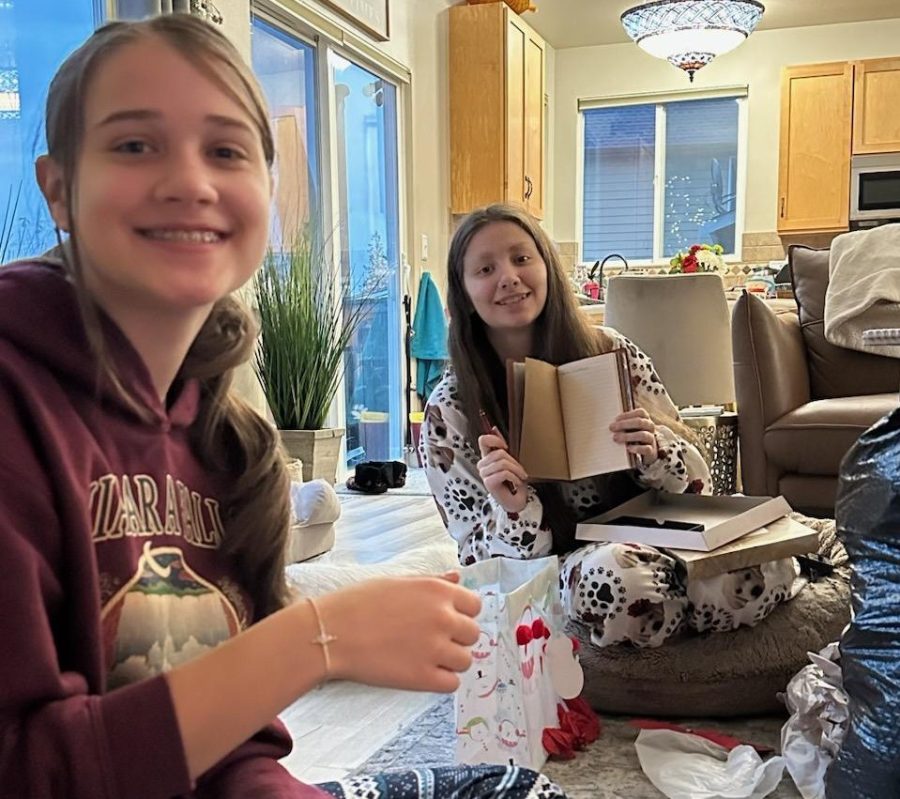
[850,153,900,222]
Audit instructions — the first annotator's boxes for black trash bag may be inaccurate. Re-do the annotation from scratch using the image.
[345,460,407,494]
[826,406,900,799]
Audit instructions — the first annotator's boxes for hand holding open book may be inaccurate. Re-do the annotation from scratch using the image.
[506,350,637,481]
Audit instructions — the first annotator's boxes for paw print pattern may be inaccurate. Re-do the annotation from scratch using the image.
[754,591,783,623]
[560,540,691,647]
[595,329,711,495]
[689,602,737,633]
[423,370,556,563]
[686,559,794,633]
[531,773,568,799]
[663,611,685,638]
[427,373,461,411]
[443,478,483,523]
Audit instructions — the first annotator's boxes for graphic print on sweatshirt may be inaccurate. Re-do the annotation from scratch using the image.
[91,472,246,690]
[101,542,241,689]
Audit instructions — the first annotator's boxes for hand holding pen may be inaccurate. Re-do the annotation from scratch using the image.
[476,409,528,513]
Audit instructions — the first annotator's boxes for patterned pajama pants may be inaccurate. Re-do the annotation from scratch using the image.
[317,764,566,799]
[559,541,798,648]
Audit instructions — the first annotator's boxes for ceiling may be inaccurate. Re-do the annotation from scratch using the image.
[526,0,900,50]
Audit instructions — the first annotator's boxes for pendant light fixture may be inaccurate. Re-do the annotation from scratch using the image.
[621,0,765,82]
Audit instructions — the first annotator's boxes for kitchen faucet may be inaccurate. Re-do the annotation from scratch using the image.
[590,253,629,301]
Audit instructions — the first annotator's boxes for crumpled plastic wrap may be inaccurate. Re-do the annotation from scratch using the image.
[825,406,900,799]
[780,642,848,798]
[634,728,785,799]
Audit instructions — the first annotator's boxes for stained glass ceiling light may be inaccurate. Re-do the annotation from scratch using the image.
[621,0,765,82]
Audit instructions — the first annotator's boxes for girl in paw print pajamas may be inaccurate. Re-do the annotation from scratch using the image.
[421,203,797,650]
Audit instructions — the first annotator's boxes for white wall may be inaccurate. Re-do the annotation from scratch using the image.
[403,0,456,296]
[544,42,556,238]
[551,17,900,244]
[217,0,252,58]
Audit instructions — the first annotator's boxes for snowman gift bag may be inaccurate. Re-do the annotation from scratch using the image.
[455,556,584,770]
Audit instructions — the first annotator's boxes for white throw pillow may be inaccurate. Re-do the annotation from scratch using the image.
[290,479,342,527]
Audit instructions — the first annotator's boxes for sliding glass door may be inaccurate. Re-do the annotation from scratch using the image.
[252,10,403,473]
[250,17,319,249]
[328,53,402,466]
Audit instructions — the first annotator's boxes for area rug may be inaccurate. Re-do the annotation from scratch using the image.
[354,695,802,798]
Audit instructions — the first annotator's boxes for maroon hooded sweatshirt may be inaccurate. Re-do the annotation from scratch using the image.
[0,260,329,799]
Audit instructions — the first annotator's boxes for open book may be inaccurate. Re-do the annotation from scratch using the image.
[506,350,636,481]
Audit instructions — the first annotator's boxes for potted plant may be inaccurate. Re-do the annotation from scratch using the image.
[254,226,370,484]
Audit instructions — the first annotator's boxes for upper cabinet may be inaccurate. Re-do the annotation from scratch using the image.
[853,57,900,154]
[778,57,900,233]
[777,62,854,234]
[450,3,546,218]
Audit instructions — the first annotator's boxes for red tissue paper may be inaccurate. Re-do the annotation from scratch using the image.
[542,697,602,761]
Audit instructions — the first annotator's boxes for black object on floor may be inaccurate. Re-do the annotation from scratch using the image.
[346,461,408,494]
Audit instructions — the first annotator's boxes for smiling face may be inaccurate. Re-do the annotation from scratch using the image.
[38,35,271,324]
[461,220,548,335]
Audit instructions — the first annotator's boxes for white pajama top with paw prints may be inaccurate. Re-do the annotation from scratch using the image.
[420,329,797,649]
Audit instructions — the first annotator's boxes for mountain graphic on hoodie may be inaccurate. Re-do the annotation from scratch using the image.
[102,542,241,690]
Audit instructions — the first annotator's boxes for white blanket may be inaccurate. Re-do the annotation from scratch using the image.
[825,225,900,358]
[286,494,458,597]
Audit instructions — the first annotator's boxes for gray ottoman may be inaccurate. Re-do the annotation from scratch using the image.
[573,515,850,717]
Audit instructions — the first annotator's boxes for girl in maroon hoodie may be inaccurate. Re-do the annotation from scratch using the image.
[0,14,566,799]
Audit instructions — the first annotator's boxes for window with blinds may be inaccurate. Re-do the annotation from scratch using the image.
[582,95,741,263]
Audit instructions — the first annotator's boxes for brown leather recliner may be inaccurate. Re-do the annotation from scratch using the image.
[732,245,899,517]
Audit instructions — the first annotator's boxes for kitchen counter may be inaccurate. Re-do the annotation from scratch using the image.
[579,294,796,324]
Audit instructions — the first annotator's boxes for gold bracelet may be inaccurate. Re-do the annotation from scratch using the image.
[306,597,337,677]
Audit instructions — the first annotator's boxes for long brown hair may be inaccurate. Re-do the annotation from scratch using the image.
[446,203,692,552]
[43,14,290,618]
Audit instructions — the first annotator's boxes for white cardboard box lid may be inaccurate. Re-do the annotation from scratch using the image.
[575,491,793,552]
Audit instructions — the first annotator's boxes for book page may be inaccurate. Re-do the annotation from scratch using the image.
[557,352,631,480]
[519,358,569,480]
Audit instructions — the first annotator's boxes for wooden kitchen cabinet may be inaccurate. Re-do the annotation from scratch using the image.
[777,62,853,233]
[450,2,545,218]
[853,57,900,154]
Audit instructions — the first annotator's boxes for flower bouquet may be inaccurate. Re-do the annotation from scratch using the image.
[669,243,725,274]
